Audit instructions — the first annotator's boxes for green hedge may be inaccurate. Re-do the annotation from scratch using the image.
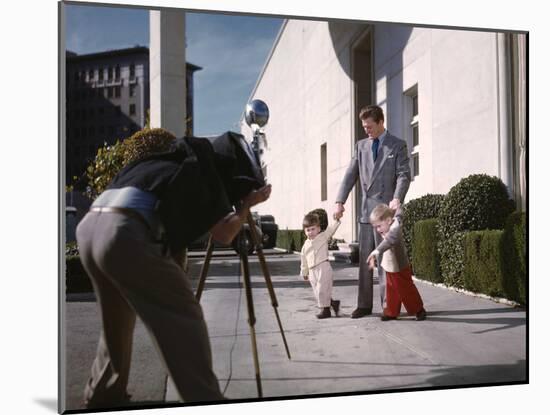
[277,229,306,252]
[440,232,468,288]
[463,230,505,297]
[411,219,442,283]
[501,212,526,304]
[438,174,514,288]
[402,194,445,263]
[66,255,93,293]
[460,212,525,304]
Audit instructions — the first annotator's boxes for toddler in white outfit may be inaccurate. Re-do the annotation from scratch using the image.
[300,212,341,319]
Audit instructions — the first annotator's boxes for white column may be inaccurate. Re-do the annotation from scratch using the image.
[515,36,527,211]
[496,33,513,195]
[149,10,187,137]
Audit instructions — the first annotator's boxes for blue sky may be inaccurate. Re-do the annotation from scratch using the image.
[66,3,282,136]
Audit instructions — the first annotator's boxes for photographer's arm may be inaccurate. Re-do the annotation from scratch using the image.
[210,185,272,245]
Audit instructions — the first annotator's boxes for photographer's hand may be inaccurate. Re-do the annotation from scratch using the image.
[241,185,272,209]
[210,185,272,245]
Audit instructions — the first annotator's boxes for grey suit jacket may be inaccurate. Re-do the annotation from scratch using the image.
[336,132,411,223]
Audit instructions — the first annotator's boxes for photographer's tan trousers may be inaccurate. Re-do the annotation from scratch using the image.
[76,211,224,408]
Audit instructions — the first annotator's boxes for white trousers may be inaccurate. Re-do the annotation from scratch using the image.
[308,261,334,308]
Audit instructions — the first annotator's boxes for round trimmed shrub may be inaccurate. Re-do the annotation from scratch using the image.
[86,128,176,199]
[437,174,515,288]
[121,128,176,166]
[402,194,445,262]
[438,174,514,238]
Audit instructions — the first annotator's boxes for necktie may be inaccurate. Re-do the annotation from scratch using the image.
[372,138,379,161]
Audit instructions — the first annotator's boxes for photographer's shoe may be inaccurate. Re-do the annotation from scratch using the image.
[416,309,427,321]
[351,307,372,319]
[330,299,340,316]
[316,307,331,319]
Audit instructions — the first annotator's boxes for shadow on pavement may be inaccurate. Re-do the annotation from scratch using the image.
[376,359,527,390]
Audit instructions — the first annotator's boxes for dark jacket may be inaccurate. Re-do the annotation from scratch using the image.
[108,136,233,252]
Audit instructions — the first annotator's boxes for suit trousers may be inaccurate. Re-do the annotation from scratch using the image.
[384,265,424,318]
[76,211,224,407]
[307,261,333,308]
[358,223,385,310]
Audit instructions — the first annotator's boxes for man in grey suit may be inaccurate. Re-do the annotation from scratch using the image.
[333,105,411,318]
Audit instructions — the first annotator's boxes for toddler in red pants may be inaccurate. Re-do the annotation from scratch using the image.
[366,204,427,321]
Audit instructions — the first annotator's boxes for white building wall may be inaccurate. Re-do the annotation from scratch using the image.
[242,20,361,241]
[375,25,500,200]
[243,20,504,243]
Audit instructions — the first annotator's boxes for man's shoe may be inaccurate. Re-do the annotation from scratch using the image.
[380,314,397,321]
[316,307,331,319]
[330,299,341,315]
[351,307,372,319]
[416,309,427,321]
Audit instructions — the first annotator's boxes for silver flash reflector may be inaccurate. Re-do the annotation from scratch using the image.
[245,99,269,128]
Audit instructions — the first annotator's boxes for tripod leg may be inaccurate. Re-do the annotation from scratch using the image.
[240,249,263,398]
[247,214,292,360]
[195,235,215,301]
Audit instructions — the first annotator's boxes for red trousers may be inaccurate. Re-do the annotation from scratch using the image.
[384,265,424,318]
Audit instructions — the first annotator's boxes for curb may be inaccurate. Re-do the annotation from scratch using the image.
[411,276,523,308]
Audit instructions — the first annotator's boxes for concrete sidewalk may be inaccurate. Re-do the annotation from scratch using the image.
[63,250,526,411]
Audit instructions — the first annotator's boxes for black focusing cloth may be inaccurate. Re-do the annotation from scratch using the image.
[207,131,265,205]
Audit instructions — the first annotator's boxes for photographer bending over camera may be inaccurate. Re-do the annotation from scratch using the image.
[76,132,271,408]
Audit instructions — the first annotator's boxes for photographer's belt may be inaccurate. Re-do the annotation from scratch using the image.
[90,206,152,231]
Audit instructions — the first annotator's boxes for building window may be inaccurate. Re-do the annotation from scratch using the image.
[129,104,136,116]
[321,143,327,201]
[108,66,113,81]
[129,84,136,97]
[115,86,121,98]
[404,85,420,178]
[88,69,94,82]
[108,87,113,98]
[129,63,135,79]
[98,68,104,81]
[115,65,120,80]
[412,153,419,176]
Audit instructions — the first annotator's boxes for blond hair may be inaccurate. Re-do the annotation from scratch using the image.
[369,204,395,223]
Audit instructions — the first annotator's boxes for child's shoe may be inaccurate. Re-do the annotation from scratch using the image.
[316,307,331,319]
[380,314,397,321]
[416,309,427,321]
[330,299,340,316]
